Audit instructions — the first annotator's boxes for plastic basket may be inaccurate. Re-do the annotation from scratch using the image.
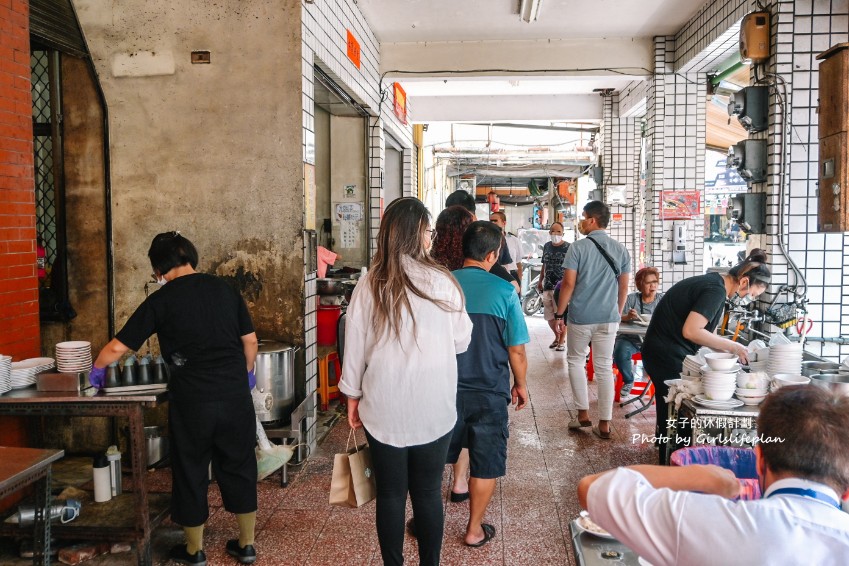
[670,446,761,500]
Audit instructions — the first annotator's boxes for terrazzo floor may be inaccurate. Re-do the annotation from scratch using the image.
[0,314,659,565]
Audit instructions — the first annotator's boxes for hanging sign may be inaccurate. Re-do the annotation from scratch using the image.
[611,213,623,226]
[346,29,361,69]
[661,190,701,220]
[393,82,407,124]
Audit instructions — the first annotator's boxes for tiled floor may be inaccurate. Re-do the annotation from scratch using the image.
[0,314,658,565]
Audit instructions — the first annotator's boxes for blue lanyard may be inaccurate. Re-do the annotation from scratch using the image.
[767,487,841,509]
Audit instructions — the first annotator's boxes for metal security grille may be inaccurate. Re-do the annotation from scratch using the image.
[31,51,58,276]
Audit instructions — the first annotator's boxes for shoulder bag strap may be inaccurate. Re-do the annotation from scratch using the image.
[586,235,620,279]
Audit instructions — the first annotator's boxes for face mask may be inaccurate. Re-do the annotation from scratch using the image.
[550,235,563,244]
[156,276,167,286]
[577,220,587,236]
[736,283,753,306]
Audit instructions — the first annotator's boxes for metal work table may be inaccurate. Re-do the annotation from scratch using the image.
[569,519,641,566]
[0,388,169,566]
[0,447,64,566]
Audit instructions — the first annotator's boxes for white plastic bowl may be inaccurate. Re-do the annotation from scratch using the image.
[705,353,738,371]
[773,374,811,388]
[737,373,769,389]
[703,388,735,401]
[737,394,767,405]
[735,387,768,396]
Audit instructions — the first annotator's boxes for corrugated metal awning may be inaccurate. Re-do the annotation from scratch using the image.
[30,0,88,58]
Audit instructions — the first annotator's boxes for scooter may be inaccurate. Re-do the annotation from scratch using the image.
[522,274,543,316]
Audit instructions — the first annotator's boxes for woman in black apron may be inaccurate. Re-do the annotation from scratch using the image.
[90,232,259,566]
[642,250,770,461]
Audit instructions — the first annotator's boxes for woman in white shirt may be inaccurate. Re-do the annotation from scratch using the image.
[340,197,473,566]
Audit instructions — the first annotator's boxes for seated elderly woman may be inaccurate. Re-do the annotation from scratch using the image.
[613,267,661,396]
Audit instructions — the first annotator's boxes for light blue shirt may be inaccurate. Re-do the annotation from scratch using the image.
[562,230,631,325]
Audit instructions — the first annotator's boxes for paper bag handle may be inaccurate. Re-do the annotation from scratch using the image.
[346,426,365,452]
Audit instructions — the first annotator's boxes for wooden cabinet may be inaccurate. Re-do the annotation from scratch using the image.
[817,43,849,231]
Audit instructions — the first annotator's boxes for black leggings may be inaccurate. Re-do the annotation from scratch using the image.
[364,428,452,566]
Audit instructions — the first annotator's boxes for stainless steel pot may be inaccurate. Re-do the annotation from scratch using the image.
[254,340,297,423]
[144,426,168,468]
[810,373,849,398]
[801,361,841,376]
[317,278,345,296]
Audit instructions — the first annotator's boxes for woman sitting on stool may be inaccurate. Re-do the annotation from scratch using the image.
[613,267,662,397]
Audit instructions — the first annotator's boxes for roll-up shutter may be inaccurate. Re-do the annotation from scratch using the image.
[29,0,88,58]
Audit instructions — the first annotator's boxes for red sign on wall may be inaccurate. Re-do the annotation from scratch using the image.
[393,83,407,124]
[346,29,361,69]
[660,190,701,219]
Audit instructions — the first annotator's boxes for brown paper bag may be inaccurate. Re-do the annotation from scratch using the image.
[329,428,376,508]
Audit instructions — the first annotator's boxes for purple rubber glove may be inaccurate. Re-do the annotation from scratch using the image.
[89,365,107,389]
[248,368,256,390]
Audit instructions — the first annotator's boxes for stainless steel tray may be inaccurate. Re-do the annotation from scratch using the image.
[102,384,167,395]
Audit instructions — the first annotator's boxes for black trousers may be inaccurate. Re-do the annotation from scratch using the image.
[168,396,257,526]
[364,428,452,566]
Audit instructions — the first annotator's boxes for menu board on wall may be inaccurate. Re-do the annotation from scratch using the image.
[660,190,701,220]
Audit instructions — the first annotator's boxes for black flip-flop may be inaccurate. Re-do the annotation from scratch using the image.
[465,523,496,548]
[450,491,470,503]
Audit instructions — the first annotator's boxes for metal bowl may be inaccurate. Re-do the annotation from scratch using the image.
[810,373,849,398]
[317,278,345,296]
[801,361,841,376]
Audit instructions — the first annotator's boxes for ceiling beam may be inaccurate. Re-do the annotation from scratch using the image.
[411,94,601,122]
[379,38,654,79]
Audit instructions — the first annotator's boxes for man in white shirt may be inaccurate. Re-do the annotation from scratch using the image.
[577,385,849,566]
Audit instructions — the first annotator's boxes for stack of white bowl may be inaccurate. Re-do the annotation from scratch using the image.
[0,355,11,395]
[701,353,740,401]
[767,343,803,377]
[55,341,92,373]
[735,371,770,405]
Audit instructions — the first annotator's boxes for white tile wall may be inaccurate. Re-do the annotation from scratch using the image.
[600,94,641,285]
[299,0,418,443]
[645,37,708,290]
[665,0,849,358]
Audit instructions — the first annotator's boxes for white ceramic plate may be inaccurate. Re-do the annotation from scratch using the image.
[56,341,91,349]
[693,395,744,408]
[576,511,615,539]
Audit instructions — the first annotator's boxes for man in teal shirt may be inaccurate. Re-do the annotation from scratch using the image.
[450,221,529,547]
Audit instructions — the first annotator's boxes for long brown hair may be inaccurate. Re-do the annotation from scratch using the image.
[369,197,461,341]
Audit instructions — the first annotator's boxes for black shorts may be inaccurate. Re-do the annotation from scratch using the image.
[446,391,509,479]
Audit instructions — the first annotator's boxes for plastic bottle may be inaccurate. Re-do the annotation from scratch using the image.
[153,355,167,383]
[93,453,112,503]
[105,445,122,496]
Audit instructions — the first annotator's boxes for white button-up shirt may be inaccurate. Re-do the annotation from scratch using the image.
[339,258,473,447]
[588,467,849,566]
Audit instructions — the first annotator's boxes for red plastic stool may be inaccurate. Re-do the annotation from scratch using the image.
[318,351,341,410]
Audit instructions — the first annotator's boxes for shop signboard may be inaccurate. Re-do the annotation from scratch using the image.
[661,190,701,220]
[393,82,407,124]
[346,29,361,69]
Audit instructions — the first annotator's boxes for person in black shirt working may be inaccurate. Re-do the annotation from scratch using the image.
[89,232,259,566]
[641,250,770,456]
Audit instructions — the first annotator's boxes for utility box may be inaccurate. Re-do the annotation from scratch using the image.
[739,12,770,63]
[730,193,766,234]
[727,140,767,184]
[728,86,769,133]
[817,43,849,232]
